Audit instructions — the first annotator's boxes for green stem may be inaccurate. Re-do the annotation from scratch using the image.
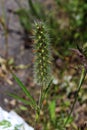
[34,111,39,130]
[34,86,44,130]
[64,67,86,126]
[38,84,44,109]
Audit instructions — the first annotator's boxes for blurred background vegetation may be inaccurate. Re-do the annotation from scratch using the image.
[10,0,87,56]
[0,0,87,130]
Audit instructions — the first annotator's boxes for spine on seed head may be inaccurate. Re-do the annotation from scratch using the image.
[33,21,51,86]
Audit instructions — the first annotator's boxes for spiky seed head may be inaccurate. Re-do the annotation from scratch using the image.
[33,21,51,87]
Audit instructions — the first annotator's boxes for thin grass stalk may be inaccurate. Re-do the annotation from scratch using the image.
[33,21,52,129]
[64,67,86,126]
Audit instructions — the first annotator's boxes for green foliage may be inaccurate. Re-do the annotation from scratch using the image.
[14,0,72,55]
[0,120,24,130]
[28,0,46,20]
[33,21,52,86]
[48,106,66,130]
[64,67,86,126]
[12,74,37,110]
[55,0,87,41]
[56,117,66,130]
[44,79,53,97]
[49,101,56,124]
[48,100,71,130]
[13,0,87,56]
[28,0,39,18]
[15,0,45,32]
[9,21,54,129]
[1,0,87,129]
[14,124,24,130]
[28,0,45,19]
[15,8,31,32]
[0,120,12,128]
[9,93,33,106]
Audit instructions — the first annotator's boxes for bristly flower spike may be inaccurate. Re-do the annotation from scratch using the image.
[33,21,51,87]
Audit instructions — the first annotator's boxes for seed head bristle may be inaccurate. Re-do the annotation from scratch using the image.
[33,21,51,86]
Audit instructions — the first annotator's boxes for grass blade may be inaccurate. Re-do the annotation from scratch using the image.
[64,67,86,126]
[44,79,53,96]
[28,0,39,18]
[9,93,34,108]
[41,79,53,104]
[15,9,31,32]
[49,100,56,123]
[12,74,37,108]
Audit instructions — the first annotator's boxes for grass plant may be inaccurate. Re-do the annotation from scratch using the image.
[10,21,53,129]
[10,20,87,130]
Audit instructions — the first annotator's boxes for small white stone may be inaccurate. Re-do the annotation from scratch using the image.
[0,107,34,130]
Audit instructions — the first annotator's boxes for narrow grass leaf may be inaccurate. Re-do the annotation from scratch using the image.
[9,93,34,108]
[12,74,37,108]
[28,0,39,18]
[44,79,53,95]
[15,9,31,31]
[49,101,56,123]
[64,67,86,126]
